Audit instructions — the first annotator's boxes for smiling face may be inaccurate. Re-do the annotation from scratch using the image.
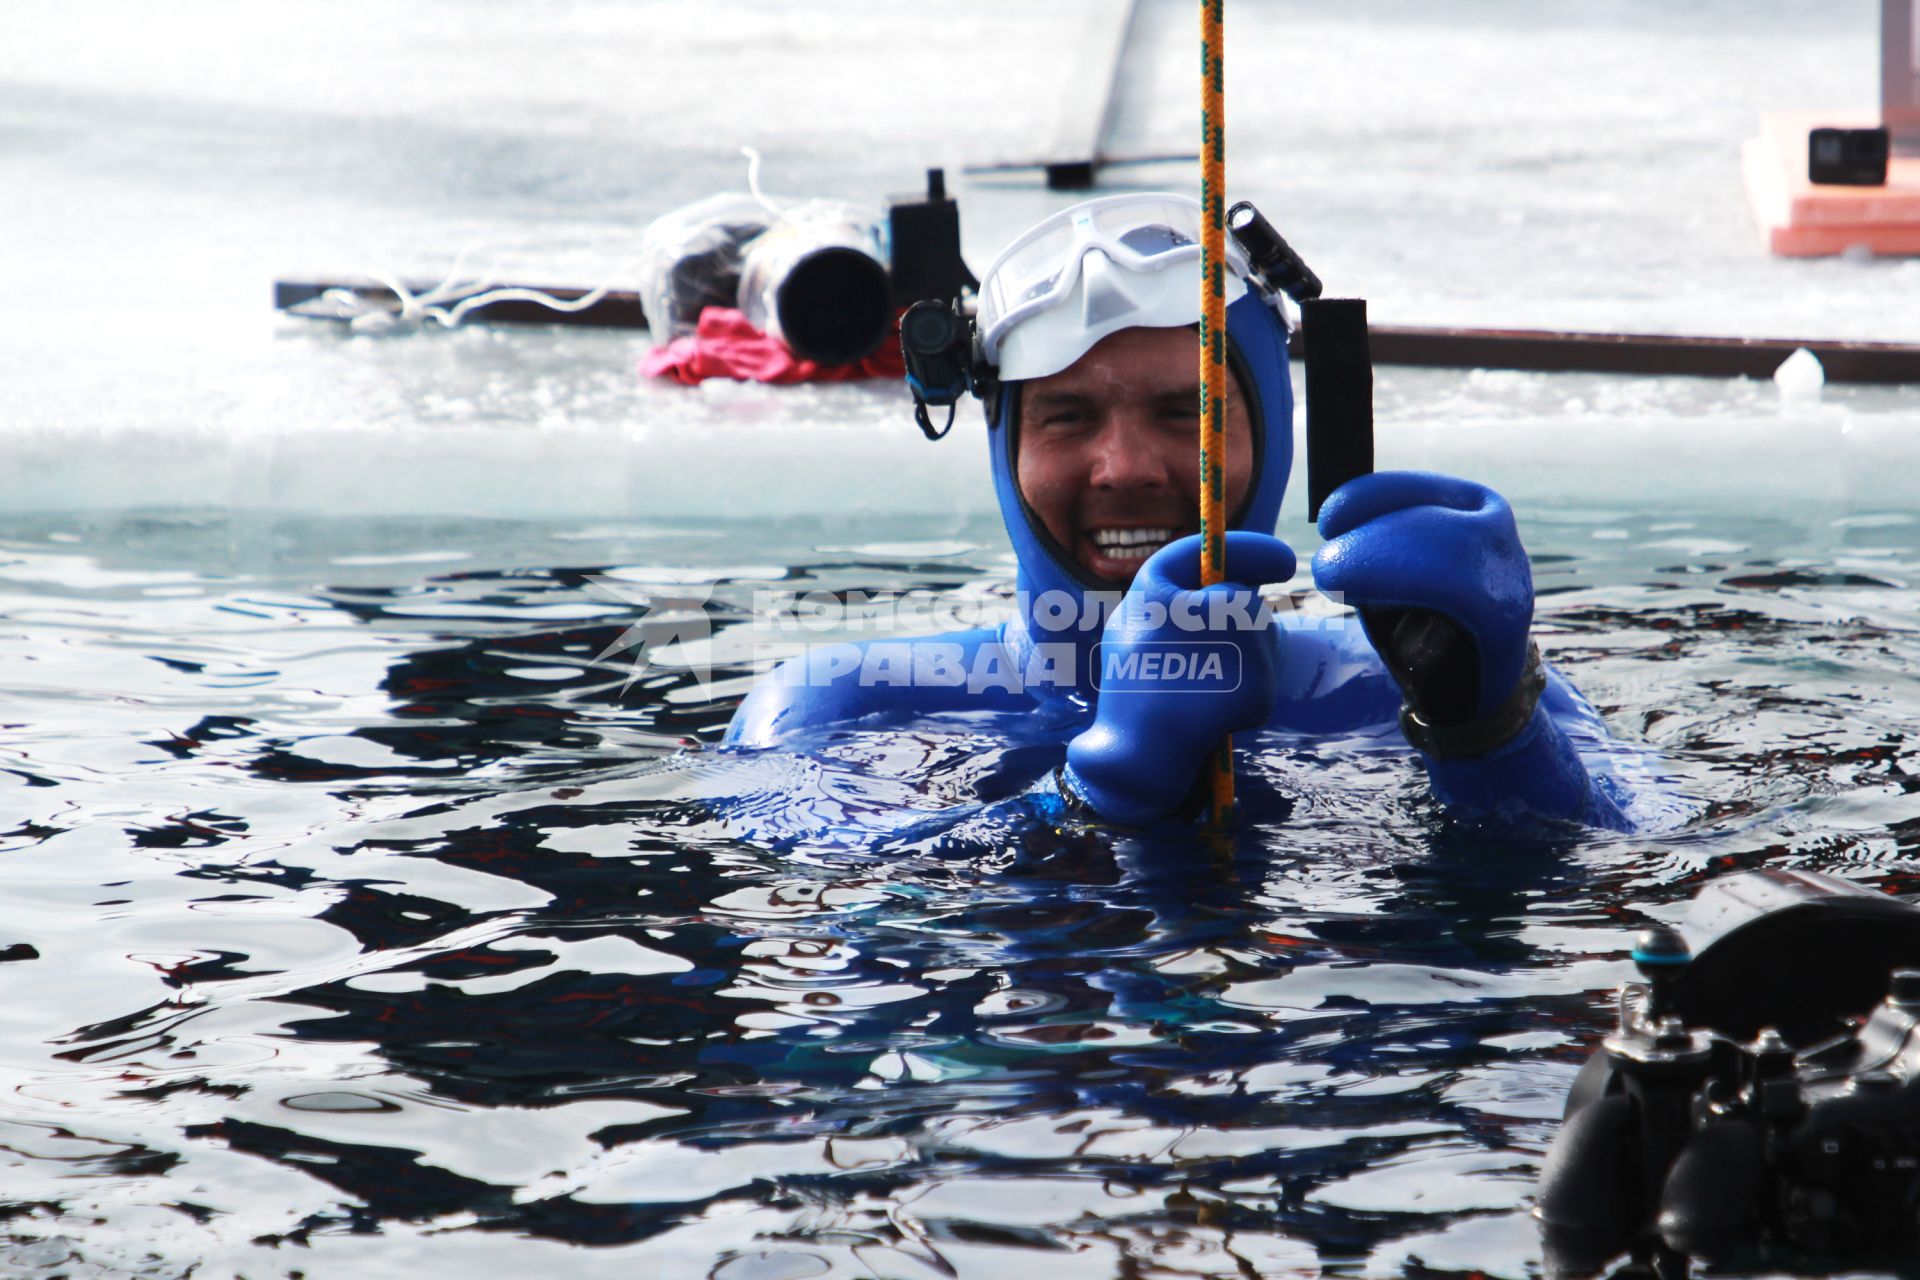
[1014,326,1255,586]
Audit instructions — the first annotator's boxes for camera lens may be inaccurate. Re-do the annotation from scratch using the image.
[902,301,959,354]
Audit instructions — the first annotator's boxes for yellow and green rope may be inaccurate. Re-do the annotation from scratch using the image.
[1199,0,1233,822]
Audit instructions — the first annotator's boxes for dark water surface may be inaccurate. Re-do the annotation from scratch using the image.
[4,504,1920,1279]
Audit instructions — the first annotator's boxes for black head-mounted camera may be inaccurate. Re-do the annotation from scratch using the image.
[885,169,985,442]
[900,298,990,441]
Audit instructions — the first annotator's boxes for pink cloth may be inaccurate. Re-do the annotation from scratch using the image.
[638,307,907,386]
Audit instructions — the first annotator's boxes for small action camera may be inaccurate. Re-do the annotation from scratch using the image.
[1808,126,1890,186]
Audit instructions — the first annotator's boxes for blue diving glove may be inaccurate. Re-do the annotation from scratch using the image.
[1064,531,1296,824]
[1311,472,1543,757]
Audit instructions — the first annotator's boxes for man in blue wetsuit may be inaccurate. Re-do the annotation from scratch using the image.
[727,193,1632,830]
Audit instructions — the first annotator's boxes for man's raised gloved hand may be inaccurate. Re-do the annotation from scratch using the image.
[1063,531,1296,825]
[1311,472,1543,758]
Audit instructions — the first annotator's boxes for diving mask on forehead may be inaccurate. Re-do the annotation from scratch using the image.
[899,192,1308,443]
[976,193,1251,382]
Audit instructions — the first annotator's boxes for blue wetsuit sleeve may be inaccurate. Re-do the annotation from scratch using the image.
[1307,472,1678,832]
[1276,620,1654,832]
[1417,678,1632,831]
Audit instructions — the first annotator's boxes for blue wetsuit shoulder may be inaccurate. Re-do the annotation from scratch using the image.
[723,627,1030,748]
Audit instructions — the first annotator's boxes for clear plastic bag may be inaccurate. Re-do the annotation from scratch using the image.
[634,193,775,340]
[638,194,892,364]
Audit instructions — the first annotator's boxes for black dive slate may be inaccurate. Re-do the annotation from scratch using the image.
[1302,297,1375,523]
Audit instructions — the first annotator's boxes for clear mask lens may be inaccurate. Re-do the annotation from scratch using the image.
[1092,198,1203,253]
[1115,223,1194,256]
[976,194,1245,371]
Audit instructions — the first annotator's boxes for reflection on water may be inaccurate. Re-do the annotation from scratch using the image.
[3,508,1920,1277]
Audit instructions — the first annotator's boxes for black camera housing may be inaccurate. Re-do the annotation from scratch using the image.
[1808,126,1891,187]
[887,168,976,309]
[1537,869,1920,1277]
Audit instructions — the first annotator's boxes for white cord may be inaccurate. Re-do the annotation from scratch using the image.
[431,260,637,327]
[321,240,640,333]
[323,144,790,333]
[740,145,787,222]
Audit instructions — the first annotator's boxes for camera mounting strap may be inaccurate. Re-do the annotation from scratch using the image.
[912,399,957,442]
[1399,641,1545,759]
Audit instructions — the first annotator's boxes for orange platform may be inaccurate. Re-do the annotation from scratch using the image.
[1742,110,1920,256]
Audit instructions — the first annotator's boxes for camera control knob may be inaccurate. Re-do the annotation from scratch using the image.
[1751,1027,1795,1078]
[1694,1077,1735,1124]
[1631,926,1691,1023]
[1652,1015,1694,1051]
[1888,968,1920,1010]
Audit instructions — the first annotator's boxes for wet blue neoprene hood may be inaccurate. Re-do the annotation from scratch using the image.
[986,290,1295,692]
